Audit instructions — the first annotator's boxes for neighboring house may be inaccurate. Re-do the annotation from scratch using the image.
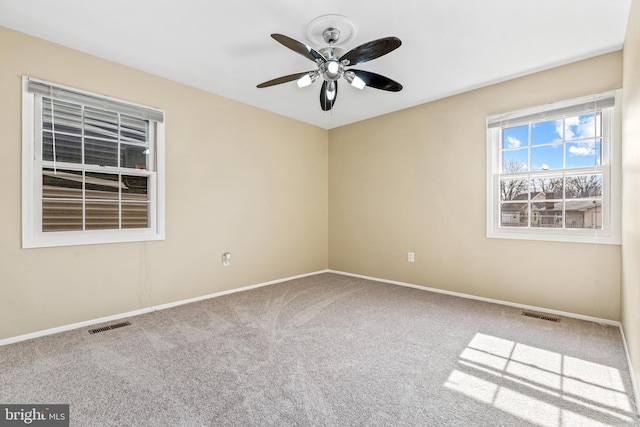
[502,192,602,229]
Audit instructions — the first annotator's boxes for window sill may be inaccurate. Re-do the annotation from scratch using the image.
[487,229,620,245]
[22,228,165,249]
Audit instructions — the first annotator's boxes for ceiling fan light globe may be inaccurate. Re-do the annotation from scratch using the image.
[326,81,337,101]
[297,74,312,88]
[296,71,319,88]
[344,71,366,90]
[322,60,342,80]
[352,77,366,90]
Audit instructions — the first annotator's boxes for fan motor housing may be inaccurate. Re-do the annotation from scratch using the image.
[319,47,345,60]
[321,60,342,81]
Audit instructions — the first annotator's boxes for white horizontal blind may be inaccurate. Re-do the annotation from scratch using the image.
[487,92,615,129]
[40,96,154,232]
[28,77,164,123]
[42,169,150,231]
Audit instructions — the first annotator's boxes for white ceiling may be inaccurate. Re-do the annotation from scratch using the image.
[0,1,632,129]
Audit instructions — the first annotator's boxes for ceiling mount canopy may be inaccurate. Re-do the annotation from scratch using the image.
[305,14,356,47]
[257,15,403,112]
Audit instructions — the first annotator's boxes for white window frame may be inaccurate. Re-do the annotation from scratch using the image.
[22,76,166,248]
[486,90,621,245]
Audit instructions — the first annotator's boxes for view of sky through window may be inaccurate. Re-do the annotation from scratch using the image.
[502,113,601,173]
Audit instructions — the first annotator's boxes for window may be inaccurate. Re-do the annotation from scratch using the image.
[22,77,165,248]
[486,91,620,244]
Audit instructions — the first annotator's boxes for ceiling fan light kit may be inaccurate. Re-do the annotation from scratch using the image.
[257,15,403,112]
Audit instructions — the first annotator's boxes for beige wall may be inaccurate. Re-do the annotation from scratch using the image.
[622,0,640,401]
[0,23,631,342]
[329,52,623,320]
[0,27,329,340]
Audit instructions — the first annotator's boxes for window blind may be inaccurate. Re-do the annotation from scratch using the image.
[27,77,164,123]
[38,83,154,233]
[42,169,150,232]
[42,98,150,169]
[487,91,615,129]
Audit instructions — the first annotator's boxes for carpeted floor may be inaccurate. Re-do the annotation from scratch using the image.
[1,273,638,426]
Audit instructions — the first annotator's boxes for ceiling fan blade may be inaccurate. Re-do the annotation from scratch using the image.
[351,70,403,92]
[340,37,402,66]
[257,71,313,88]
[271,34,326,63]
[320,80,338,111]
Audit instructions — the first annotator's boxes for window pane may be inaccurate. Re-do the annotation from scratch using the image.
[566,139,601,168]
[85,138,118,167]
[85,172,120,200]
[531,120,561,145]
[565,114,598,140]
[84,108,118,140]
[120,116,148,144]
[502,149,528,173]
[565,200,602,229]
[503,125,528,149]
[43,99,82,134]
[501,203,528,227]
[122,202,148,229]
[85,201,119,230]
[42,199,83,232]
[531,201,562,228]
[531,144,562,171]
[500,178,529,202]
[531,177,563,200]
[122,175,148,200]
[565,175,602,198]
[42,169,83,199]
[121,144,148,170]
[43,132,82,163]
[42,168,83,232]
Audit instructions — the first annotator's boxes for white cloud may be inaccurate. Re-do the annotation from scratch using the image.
[506,136,522,148]
[565,115,596,139]
[569,145,595,156]
[541,163,549,170]
[554,115,597,140]
[554,119,564,140]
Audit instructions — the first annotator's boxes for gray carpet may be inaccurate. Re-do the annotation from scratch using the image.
[1,273,638,426]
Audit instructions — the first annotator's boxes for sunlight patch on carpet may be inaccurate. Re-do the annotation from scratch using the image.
[444,333,635,426]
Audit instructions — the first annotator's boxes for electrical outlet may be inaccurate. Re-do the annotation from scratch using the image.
[408,252,415,263]
[222,252,231,266]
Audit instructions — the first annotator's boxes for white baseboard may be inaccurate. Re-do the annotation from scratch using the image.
[619,323,640,416]
[0,269,329,347]
[329,269,619,326]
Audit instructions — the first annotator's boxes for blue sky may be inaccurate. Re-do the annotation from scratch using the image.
[502,113,601,172]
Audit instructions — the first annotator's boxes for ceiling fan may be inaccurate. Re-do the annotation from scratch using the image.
[257,27,403,111]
